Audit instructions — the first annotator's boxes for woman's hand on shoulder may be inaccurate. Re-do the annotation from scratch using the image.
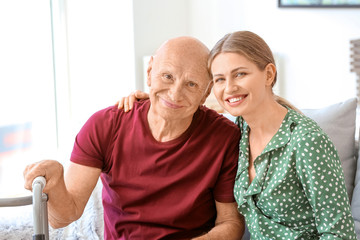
[116,90,149,112]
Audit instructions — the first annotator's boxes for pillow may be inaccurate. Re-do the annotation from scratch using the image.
[352,154,360,239]
[301,98,357,201]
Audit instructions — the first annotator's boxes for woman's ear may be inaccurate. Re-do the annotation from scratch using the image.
[146,56,154,87]
[265,63,276,86]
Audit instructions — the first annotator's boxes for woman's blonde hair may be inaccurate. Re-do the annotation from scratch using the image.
[208,31,300,112]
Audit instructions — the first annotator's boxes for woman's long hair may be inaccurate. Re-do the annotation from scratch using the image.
[208,31,300,112]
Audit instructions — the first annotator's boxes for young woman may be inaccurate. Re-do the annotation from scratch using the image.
[119,31,356,239]
[208,31,356,239]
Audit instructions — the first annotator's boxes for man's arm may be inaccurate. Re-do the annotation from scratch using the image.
[24,160,101,228]
[193,201,245,240]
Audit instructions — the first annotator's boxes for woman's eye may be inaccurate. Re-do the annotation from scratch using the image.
[236,72,245,77]
[213,78,225,83]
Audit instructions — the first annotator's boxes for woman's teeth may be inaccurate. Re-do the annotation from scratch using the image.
[228,97,243,103]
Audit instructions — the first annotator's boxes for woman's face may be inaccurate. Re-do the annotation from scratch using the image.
[210,52,274,117]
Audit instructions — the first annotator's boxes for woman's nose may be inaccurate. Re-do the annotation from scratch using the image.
[225,79,239,94]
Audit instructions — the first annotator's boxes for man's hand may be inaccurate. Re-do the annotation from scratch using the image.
[116,90,149,112]
[23,161,101,228]
[23,160,64,194]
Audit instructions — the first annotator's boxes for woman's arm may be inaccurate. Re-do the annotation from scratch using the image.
[296,132,356,239]
[192,201,245,240]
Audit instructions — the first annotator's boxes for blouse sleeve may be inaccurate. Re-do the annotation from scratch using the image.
[295,131,357,239]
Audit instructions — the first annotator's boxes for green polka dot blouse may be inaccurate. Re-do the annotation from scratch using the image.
[234,108,357,239]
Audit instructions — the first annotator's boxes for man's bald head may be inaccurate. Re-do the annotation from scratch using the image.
[152,36,211,80]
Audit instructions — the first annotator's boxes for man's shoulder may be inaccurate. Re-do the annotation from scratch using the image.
[90,99,148,122]
[197,106,239,133]
[89,105,119,122]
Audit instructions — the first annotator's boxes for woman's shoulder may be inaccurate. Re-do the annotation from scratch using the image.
[287,109,324,136]
[287,109,335,149]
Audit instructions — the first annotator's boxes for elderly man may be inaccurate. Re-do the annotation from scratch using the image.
[24,36,244,239]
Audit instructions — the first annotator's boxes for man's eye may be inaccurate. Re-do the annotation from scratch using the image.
[163,74,172,80]
[188,82,197,87]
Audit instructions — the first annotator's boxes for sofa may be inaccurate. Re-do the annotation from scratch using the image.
[0,98,359,240]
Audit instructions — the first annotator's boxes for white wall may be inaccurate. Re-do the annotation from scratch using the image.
[63,0,136,136]
[132,0,190,90]
[196,0,360,108]
[133,0,360,109]
[215,0,360,109]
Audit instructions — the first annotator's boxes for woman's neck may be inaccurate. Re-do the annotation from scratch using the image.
[245,100,288,174]
[244,100,287,134]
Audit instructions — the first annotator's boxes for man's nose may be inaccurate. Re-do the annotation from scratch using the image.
[169,82,184,101]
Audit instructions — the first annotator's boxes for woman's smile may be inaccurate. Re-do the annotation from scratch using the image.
[226,95,247,105]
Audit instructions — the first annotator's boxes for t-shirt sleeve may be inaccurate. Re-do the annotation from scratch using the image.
[295,131,357,239]
[213,128,240,203]
[70,106,115,170]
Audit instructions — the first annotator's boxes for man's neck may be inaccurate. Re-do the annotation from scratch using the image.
[147,108,193,142]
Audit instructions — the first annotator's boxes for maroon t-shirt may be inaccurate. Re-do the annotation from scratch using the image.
[71,100,240,240]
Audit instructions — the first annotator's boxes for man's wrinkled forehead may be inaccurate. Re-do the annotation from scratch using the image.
[153,53,211,83]
[155,37,209,63]
[153,39,211,79]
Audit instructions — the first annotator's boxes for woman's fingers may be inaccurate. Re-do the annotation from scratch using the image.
[124,95,130,112]
[117,97,125,110]
[128,92,138,111]
[117,90,149,112]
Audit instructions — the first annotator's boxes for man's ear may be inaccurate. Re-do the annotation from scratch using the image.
[147,56,154,87]
[265,63,276,86]
[200,81,213,105]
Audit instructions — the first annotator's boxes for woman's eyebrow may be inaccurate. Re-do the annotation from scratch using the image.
[212,73,223,77]
[230,67,247,74]
[212,67,247,77]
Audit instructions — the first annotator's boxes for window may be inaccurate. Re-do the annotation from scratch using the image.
[0,0,136,197]
[0,1,57,197]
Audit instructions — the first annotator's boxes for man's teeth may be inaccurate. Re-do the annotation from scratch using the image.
[228,97,243,103]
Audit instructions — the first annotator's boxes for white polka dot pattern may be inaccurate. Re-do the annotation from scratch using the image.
[234,109,357,239]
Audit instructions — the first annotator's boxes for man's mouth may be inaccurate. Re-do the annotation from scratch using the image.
[161,98,182,109]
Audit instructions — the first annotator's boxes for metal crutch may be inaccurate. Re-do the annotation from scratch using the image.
[0,176,49,240]
[32,176,49,240]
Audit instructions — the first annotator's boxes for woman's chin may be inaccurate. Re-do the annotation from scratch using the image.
[223,108,242,117]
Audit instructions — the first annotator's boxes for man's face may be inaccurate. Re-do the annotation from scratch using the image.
[147,48,211,121]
